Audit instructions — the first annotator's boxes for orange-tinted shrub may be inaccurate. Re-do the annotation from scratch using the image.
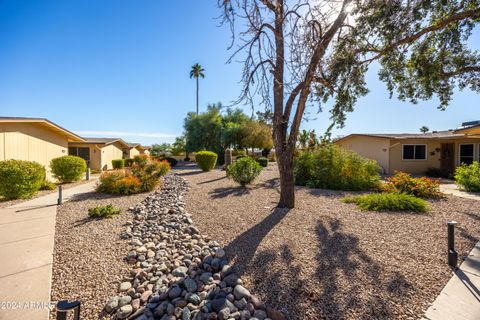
[381,171,442,199]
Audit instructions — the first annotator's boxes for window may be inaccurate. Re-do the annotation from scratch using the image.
[460,144,474,165]
[69,147,90,161]
[402,144,427,160]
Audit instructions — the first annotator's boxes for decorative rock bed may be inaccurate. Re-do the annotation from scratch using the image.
[104,174,283,320]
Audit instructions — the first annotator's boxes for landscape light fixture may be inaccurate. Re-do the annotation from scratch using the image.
[448,221,458,268]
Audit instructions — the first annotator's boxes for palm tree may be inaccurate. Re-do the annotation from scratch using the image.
[190,63,205,115]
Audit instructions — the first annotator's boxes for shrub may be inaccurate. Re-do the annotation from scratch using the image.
[50,155,87,183]
[294,145,380,191]
[227,157,263,186]
[236,155,246,160]
[133,154,149,166]
[196,151,218,171]
[131,160,171,192]
[161,157,178,167]
[112,159,125,169]
[232,149,246,157]
[124,158,134,167]
[40,180,57,191]
[97,170,142,195]
[343,193,429,212]
[455,162,480,192]
[382,171,442,198]
[0,160,45,199]
[88,204,120,218]
[257,157,268,167]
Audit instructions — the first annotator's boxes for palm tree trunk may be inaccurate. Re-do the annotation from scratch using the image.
[196,77,199,115]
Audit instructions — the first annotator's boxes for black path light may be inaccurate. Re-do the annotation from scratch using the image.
[55,300,81,320]
[448,221,458,268]
[57,185,63,205]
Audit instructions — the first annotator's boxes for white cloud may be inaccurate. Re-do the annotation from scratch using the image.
[75,130,178,139]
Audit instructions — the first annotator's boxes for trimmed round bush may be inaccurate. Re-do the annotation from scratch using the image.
[196,151,218,171]
[257,157,268,167]
[0,160,45,199]
[50,155,87,183]
[294,144,380,191]
[112,159,125,169]
[227,157,263,186]
[455,162,480,192]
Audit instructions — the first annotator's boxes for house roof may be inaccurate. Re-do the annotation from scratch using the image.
[126,142,141,149]
[0,117,85,142]
[335,130,475,143]
[77,137,130,148]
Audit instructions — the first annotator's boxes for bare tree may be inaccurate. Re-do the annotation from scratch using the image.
[219,0,480,208]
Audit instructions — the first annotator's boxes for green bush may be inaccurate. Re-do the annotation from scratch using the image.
[343,193,429,212]
[50,156,87,183]
[40,180,57,191]
[236,155,246,160]
[112,159,125,169]
[227,157,263,186]
[124,158,134,167]
[88,204,120,218]
[455,162,480,192]
[0,160,45,199]
[196,151,218,171]
[294,144,380,191]
[257,157,268,167]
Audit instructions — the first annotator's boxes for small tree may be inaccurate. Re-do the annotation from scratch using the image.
[420,126,429,134]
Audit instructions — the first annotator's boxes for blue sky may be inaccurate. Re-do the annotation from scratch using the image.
[0,1,479,145]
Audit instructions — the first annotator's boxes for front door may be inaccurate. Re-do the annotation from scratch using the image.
[440,143,455,174]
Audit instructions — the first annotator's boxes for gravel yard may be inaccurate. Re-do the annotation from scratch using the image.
[50,187,155,320]
[179,163,480,320]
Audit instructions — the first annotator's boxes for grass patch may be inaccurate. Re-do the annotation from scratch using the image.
[343,193,429,213]
[88,204,120,218]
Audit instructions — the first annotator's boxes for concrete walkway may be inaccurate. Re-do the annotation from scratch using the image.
[0,180,98,320]
[440,183,480,201]
[423,242,480,320]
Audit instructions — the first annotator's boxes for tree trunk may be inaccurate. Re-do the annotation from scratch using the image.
[277,150,295,208]
[196,77,199,115]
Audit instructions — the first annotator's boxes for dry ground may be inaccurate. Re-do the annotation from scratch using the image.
[50,188,155,320]
[178,163,480,320]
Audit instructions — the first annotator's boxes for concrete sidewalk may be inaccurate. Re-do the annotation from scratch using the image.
[0,180,98,320]
[440,183,480,201]
[423,242,480,320]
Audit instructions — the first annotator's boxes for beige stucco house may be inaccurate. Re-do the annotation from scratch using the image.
[335,122,480,175]
[124,143,151,158]
[68,138,129,171]
[0,117,85,178]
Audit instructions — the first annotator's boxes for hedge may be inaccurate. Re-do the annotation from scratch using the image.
[112,159,125,169]
[0,160,45,199]
[196,151,218,171]
[50,155,87,183]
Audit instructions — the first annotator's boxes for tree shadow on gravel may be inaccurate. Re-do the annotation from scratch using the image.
[231,216,415,319]
[223,207,291,272]
[209,186,252,199]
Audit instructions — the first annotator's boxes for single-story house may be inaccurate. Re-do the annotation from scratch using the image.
[124,143,151,158]
[335,121,480,175]
[0,117,85,178]
[142,146,151,156]
[68,137,129,171]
